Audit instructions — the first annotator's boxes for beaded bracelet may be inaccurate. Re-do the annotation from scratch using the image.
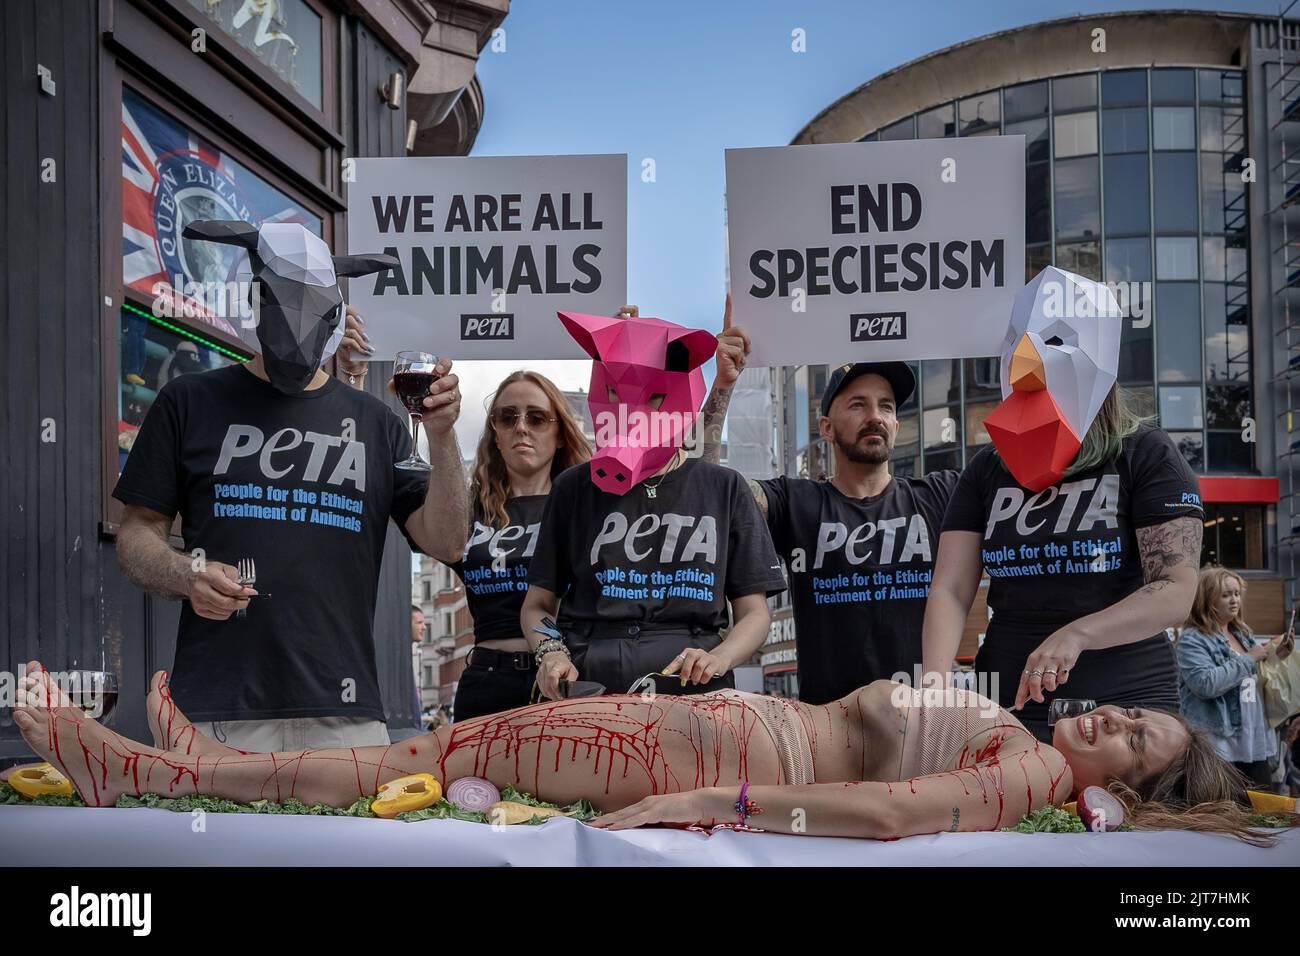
[735,782,763,826]
[534,639,570,668]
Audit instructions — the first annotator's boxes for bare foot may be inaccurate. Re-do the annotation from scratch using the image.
[12,701,176,807]
[146,671,242,756]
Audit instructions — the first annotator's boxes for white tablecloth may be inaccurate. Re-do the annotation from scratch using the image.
[1,806,1297,866]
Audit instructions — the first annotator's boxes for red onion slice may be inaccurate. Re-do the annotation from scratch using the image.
[1077,786,1124,832]
[447,777,500,813]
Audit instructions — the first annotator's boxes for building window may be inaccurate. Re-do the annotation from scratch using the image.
[917,102,955,139]
[113,85,326,513]
[1155,282,1203,384]
[1156,237,1198,280]
[959,91,1000,136]
[1054,157,1100,240]
[1152,107,1196,150]
[121,86,323,345]
[1101,69,1148,108]
[1153,153,1199,232]
[186,0,325,108]
[1201,505,1267,569]
[117,307,243,476]
[1052,73,1097,112]
[1102,108,1149,153]
[1004,81,1049,121]
[1053,111,1097,158]
[1103,154,1150,235]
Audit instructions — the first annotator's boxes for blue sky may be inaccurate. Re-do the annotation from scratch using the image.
[445,0,1279,456]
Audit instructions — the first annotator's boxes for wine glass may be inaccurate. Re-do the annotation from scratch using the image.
[1047,697,1097,728]
[394,350,440,472]
[67,670,119,727]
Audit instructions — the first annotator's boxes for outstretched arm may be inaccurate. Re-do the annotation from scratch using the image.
[591,732,1072,839]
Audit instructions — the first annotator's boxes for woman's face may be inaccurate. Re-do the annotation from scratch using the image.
[1051,705,1188,792]
[1213,577,1243,626]
[492,380,561,479]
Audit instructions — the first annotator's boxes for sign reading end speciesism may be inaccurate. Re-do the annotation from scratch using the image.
[347,155,627,359]
[725,138,1025,366]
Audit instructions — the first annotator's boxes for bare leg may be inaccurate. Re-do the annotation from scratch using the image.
[145,670,243,756]
[15,682,784,811]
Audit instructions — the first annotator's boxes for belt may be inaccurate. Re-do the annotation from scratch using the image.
[469,647,536,671]
[576,622,713,640]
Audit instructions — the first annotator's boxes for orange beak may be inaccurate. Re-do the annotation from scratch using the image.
[1008,333,1047,392]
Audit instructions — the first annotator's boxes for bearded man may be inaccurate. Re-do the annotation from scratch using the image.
[701,300,959,704]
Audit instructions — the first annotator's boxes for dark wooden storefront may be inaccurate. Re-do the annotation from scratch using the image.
[1,0,505,756]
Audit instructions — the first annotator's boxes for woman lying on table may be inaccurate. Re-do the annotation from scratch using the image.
[15,663,1284,843]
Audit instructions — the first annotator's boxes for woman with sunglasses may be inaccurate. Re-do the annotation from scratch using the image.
[447,370,592,721]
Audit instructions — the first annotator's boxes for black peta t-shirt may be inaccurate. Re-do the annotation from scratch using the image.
[528,458,786,630]
[451,496,549,643]
[942,424,1204,630]
[113,364,428,723]
[759,473,959,705]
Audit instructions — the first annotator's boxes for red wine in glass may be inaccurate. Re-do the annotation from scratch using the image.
[394,371,438,415]
[395,351,439,471]
[68,671,119,726]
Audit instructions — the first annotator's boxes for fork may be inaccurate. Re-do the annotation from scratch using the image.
[235,558,256,618]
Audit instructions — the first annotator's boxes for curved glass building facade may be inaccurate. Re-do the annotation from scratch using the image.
[855,67,1251,480]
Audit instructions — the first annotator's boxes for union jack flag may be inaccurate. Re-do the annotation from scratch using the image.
[120,87,317,338]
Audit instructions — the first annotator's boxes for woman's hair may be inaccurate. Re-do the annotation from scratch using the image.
[1063,383,1150,477]
[1184,566,1253,640]
[471,370,592,529]
[1106,711,1297,846]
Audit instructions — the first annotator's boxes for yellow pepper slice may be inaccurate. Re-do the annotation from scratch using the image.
[1248,789,1297,815]
[9,763,74,799]
[371,773,441,818]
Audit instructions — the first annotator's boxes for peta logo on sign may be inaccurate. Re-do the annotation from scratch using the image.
[849,312,907,342]
[460,314,514,340]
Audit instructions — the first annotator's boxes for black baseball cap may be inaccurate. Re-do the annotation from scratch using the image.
[820,362,915,416]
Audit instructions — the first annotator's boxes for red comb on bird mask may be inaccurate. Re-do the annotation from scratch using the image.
[558,311,716,496]
[985,267,1123,492]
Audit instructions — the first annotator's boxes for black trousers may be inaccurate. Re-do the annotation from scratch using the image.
[568,623,734,696]
[452,648,537,722]
[976,622,1180,743]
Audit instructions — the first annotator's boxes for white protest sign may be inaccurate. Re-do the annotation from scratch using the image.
[346,155,627,359]
[725,138,1024,366]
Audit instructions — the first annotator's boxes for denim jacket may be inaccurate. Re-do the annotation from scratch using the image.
[1175,627,1263,738]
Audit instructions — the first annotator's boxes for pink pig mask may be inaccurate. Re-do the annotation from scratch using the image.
[558,311,717,495]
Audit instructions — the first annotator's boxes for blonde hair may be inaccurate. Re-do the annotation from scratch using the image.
[1107,713,1297,846]
[470,371,592,529]
[1064,384,1150,476]
[1185,567,1252,640]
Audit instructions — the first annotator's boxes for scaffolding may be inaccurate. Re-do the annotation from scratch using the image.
[1270,7,1300,607]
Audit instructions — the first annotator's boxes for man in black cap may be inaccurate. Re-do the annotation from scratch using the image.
[698,298,960,704]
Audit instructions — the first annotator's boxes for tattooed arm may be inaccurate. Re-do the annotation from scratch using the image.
[1015,515,1202,707]
[700,295,750,465]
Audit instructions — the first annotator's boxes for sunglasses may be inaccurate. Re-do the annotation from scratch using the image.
[490,408,557,430]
